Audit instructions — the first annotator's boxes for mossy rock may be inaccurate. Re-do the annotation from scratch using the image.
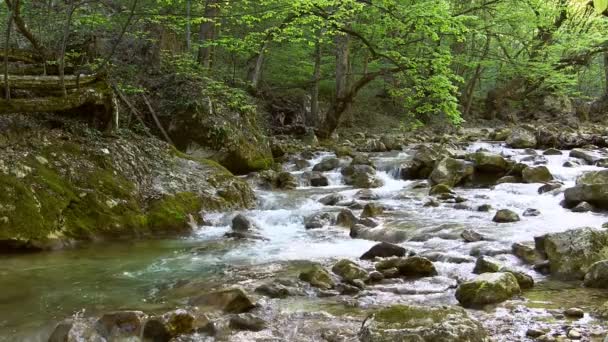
[361,305,487,342]
[332,259,368,281]
[455,272,521,308]
[299,263,335,289]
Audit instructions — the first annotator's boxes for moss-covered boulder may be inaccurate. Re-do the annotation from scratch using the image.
[536,227,608,280]
[465,152,509,174]
[522,166,553,183]
[565,170,608,209]
[360,305,487,342]
[331,259,368,282]
[506,128,537,148]
[157,75,273,175]
[429,158,474,187]
[0,114,255,252]
[189,287,256,313]
[299,263,335,289]
[455,272,521,308]
[492,209,520,223]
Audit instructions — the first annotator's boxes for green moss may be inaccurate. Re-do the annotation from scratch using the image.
[147,192,202,233]
[375,305,459,327]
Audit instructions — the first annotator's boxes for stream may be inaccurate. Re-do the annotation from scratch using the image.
[2,142,608,341]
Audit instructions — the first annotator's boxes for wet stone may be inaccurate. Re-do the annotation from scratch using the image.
[564,307,584,318]
[229,314,267,332]
[462,229,484,242]
[523,208,541,217]
[361,242,407,260]
[493,209,520,223]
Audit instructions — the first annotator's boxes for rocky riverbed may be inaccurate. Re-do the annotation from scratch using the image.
[3,126,608,341]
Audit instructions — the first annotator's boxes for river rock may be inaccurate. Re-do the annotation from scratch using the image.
[565,170,608,208]
[313,157,340,172]
[356,189,379,200]
[363,139,387,152]
[299,264,335,289]
[229,313,267,332]
[336,209,357,228]
[294,159,310,170]
[506,128,537,148]
[536,227,608,279]
[512,242,543,264]
[142,309,195,341]
[564,307,585,318]
[307,171,329,187]
[543,148,562,155]
[332,259,368,281]
[473,256,503,274]
[189,288,255,313]
[397,256,437,277]
[304,212,333,229]
[277,171,298,189]
[361,203,384,218]
[351,224,408,244]
[493,128,511,141]
[255,282,290,298]
[496,175,520,184]
[572,202,594,213]
[584,260,608,288]
[359,217,380,228]
[361,242,407,260]
[538,182,562,194]
[429,157,474,187]
[96,311,146,338]
[493,209,520,223]
[466,152,509,174]
[429,184,454,196]
[319,193,344,206]
[501,268,534,289]
[455,272,521,308]
[462,229,484,242]
[522,166,553,183]
[523,208,541,217]
[399,145,445,180]
[570,149,602,165]
[360,305,488,342]
[477,204,493,212]
[232,214,253,231]
[342,164,383,188]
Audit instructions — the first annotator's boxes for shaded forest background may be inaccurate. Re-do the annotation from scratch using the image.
[2,0,608,140]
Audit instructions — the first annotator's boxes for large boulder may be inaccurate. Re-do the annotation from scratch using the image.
[455,272,521,308]
[341,165,383,188]
[506,128,537,149]
[0,115,256,252]
[522,166,553,183]
[96,311,146,339]
[361,242,408,260]
[166,77,273,175]
[304,212,333,229]
[189,287,255,313]
[396,256,437,277]
[584,260,608,288]
[570,149,603,165]
[400,145,445,180]
[536,227,608,279]
[564,170,608,209]
[313,157,340,172]
[429,158,474,187]
[465,152,509,174]
[360,305,487,342]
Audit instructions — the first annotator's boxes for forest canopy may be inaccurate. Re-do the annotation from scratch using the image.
[1,0,608,136]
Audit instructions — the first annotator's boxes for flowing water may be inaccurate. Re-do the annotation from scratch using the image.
[1,142,608,341]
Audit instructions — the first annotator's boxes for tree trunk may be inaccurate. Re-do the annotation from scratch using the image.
[308,36,322,127]
[249,41,268,89]
[198,0,218,68]
[604,51,608,97]
[3,0,14,100]
[323,31,350,134]
[60,2,77,97]
[186,0,191,52]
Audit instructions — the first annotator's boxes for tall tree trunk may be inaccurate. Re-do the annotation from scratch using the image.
[198,0,218,68]
[249,41,268,89]
[5,0,47,60]
[186,0,191,52]
[309,36,322,127]
[604,51,608,97]
[463,36,491,116]
[3,0,14,100]
[331,32,350,131]
[60,1,77,97]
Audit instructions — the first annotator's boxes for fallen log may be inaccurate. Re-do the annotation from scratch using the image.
[0,74,98,90]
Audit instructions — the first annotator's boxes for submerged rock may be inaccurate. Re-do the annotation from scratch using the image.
[306,171,329,187]
[304,212,333,229]
[360,305,487,342]
[462,229,484,242]
[351,224,408,244]
[189,287,255,313]
[522,208,541,217]
[229,313,267,332]
[360,242,407,260]
[232,214,253,231]
[455,272,521,308]
[493,209,520,223]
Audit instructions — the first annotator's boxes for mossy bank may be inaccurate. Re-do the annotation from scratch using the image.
[0,114,255,252]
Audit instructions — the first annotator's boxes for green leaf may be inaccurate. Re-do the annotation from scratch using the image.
[595,0,608,13]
